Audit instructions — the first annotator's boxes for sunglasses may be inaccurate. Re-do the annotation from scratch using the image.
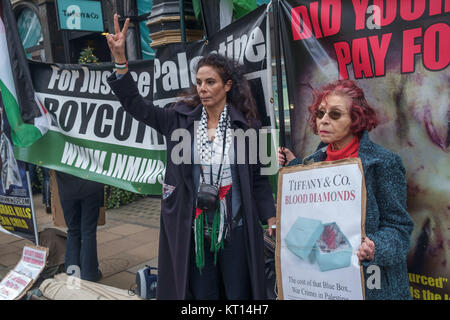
[315,109,347,120]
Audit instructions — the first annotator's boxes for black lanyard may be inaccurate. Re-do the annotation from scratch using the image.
[199,123,228,188]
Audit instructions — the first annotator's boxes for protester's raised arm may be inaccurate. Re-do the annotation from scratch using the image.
[106,13,129,75]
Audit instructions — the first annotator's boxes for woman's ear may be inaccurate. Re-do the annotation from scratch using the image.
[224,80,232,92]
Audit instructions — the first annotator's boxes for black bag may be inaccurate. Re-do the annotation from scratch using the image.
[196,123,227,212]
[263,230,277,300]
[196,183,218,211]
[28,228,67,292]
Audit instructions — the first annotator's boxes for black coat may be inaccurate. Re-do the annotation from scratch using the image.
[55,171,104,201]
[108,72,276,299]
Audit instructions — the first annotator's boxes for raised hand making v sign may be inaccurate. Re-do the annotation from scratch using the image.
[106,14,130,75]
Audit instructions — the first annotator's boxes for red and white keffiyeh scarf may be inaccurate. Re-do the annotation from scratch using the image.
[194,105,233,271]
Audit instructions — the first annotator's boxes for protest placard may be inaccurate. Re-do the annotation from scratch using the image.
[276,158,366,300]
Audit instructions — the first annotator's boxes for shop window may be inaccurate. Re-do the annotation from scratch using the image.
[16,7,44,61]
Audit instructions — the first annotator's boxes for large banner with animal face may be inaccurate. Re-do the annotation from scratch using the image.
[279,0,449,300]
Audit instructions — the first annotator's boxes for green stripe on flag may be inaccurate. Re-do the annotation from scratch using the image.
[233,0,258,19]
[0,80,42,147]
[14,130,166,195]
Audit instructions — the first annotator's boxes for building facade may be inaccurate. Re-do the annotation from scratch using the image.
[11,0,206,63]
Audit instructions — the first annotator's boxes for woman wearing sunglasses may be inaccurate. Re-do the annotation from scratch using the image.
[278,79,414,300]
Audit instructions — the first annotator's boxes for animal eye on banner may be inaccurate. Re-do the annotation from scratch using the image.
[279,0,449,300]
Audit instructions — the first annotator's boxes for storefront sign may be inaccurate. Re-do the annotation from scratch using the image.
[56,0,104,32]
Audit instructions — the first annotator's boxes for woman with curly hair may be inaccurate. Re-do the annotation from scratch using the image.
[278,79,414,300]
[106,14,276,300]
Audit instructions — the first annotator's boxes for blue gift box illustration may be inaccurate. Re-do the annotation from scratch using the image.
[285,217,352,272]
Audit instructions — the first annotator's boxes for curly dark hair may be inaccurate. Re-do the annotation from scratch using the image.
[182,53,259,122]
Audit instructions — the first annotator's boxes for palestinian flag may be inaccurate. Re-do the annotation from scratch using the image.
[0,0,49,148]
[193,0,258,36]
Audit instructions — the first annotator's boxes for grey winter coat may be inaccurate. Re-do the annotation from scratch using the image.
[289,131,414,300]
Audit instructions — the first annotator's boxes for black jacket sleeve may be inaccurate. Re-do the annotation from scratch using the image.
[250,119,276,224]
[107,72,174,136]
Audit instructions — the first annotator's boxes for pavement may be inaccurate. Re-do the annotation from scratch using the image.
[0,193,162,296]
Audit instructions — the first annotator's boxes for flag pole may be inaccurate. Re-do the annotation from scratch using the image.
[25,163,39,246]
[199,0,210,39]
[179,0,186,43]
[273,0,286,147]
[62,31,70,63]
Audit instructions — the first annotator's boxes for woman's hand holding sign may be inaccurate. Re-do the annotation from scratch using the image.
[278,147,296,166]
[357,237,375,262]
